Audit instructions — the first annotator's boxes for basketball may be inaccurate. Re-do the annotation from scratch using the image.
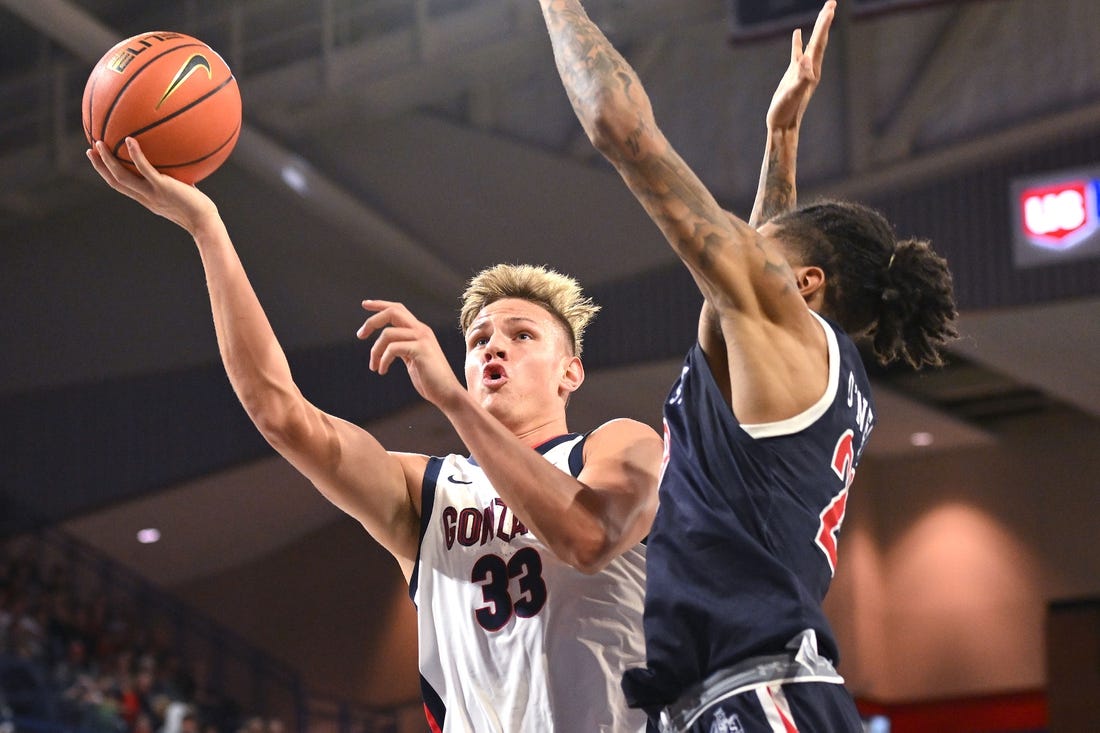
[82,31,242,184]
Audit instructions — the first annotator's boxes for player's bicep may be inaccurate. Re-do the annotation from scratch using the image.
[577,419,663,550]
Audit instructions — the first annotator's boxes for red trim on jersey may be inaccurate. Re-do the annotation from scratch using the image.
[423,704,443,733]
[766,685,800,733]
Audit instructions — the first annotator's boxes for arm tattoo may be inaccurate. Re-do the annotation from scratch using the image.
[630,152,731,274]
[543,1,647,160]
[543,0,792,299]
[759,147,794,222]
[756,238,795,294]
[696,228,725,272]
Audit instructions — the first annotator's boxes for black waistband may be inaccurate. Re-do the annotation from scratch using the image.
[657,630,844,733]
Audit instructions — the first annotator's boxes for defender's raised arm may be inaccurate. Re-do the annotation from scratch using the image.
[536,0,831,327]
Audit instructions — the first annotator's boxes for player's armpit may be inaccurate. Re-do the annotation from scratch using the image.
[264,403,426,572]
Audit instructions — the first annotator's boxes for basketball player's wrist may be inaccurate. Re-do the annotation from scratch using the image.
[187,209,228,246]
[436,385,478,422]
[765,125,800,148]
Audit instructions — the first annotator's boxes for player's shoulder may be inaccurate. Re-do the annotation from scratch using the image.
[585,418,662,456]
[390,451,432,471]
[389,451,433,498]
[591,417,660,438]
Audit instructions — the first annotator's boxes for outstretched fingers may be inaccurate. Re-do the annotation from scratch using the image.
[790,28,804,67]
[766,0,835,130]
[804,1,836,75]
[88,138,169,208]
[357,300,423,374]
[357,299,410,341]
[124,136,161,180]
[355,299,464,410]
[369,326,422,375]
[88,141,139,195]
[87,137,218,235]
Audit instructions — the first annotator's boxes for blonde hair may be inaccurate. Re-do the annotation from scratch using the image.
[459,264,600,357]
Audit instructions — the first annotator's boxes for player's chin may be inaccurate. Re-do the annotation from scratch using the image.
[478,390,512,415]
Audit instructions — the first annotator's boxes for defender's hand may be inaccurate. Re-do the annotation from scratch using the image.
[766,0,835,132]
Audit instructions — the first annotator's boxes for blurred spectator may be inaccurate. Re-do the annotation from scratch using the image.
[1,540,280,733]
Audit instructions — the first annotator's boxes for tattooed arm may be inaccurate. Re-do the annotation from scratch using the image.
[704,1,835,389]
[749,1,835,228]
[537,0,836,422]
[538,0,787,312]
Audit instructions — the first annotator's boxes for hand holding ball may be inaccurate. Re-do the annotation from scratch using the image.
[83,32,241,184]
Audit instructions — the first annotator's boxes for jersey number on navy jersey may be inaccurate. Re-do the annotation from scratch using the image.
[816,429,855,575]
[471,547,548,631]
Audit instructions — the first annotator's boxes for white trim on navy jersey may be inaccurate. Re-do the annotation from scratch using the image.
[740,311,841,440]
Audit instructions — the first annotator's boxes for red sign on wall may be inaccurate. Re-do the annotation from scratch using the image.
[1019,180,1095,249]
[1012,170,1100,268]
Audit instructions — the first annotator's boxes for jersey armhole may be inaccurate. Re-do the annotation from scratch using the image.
[409,455,444,602]
[740,311,840,439]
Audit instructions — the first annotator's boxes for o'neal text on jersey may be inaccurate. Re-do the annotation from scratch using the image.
[846,370,874,452]
[441,498,530,550]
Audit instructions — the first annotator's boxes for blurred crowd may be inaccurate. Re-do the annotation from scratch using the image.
[0,541,283,733]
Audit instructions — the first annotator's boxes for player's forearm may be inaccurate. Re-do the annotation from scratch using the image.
[537,0,657,163]
[191,218,302,433]
[192,247,419,558]
[749,127,799,228]
[538,1,739,294]
[440,396,618,572]
[708,127,800,346]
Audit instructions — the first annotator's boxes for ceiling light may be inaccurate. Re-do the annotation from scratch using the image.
[136,528,161,544]
[909,431,934,447]
[280,163,309,194]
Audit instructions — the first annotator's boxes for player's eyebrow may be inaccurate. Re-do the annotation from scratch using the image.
[467,315,543,336]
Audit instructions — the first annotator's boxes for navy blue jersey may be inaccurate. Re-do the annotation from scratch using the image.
[622,312,875,710]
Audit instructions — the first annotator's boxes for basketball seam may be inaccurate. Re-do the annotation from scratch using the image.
[152,123,240,170]
[111,75,239,160]
[84,74,98,143]
[98,42,207,144]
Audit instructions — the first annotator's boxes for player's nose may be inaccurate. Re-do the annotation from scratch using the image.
[482,333,507,359]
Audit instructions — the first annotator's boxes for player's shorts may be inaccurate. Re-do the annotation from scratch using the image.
[653,630,863,733]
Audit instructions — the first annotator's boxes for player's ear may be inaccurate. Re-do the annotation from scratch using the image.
[560,355,584,395]
[795,265,826,300]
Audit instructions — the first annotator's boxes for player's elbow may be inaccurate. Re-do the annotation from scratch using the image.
[563,529,619,575]
[587,105,621,154]
[569,552,612,576]
[587,101,638,158]
[586,94,659,165]
[239,383,310,449]
[590,121,630,164]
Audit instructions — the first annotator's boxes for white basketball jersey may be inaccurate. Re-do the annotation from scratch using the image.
[411,433,648,732]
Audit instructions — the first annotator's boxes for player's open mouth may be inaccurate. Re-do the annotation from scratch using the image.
[482,364,507,385]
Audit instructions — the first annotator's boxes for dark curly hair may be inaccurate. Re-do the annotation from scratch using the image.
[771,200,958,368]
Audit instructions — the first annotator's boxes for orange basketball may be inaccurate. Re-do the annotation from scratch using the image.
[82,31,241,184]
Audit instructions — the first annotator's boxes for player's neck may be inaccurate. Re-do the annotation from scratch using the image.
[511,416,571,449]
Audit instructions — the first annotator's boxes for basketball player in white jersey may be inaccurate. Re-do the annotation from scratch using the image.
[86,139,662,731]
